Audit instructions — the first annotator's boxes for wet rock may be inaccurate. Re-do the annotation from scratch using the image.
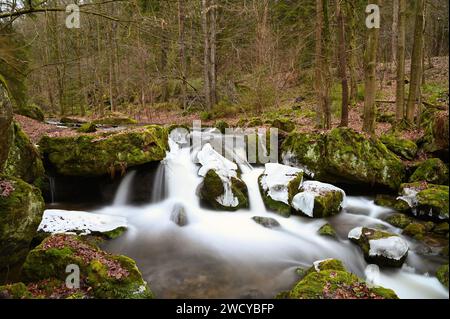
[384,213,413,229]
[436,264,449,289]
[380,134,417,160]
[258,163,303,217]
[282,128,405,190]
[77,122,97,133]
[398,182,449,221]
[402,223,427,240]
[170,204,188,227]
[291,181,345,218]
[348,227,409,268]
[374,194,410,212]
[22,234,153,299]
[14,104,45,122]
[409,158,449,185]
[251,216,280,229]
[39,125,168,177]
[279,259,398,299]
[0,175,45,271]
[318,223,337,238]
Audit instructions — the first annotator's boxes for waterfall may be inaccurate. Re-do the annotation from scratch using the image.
[113,170,136,206]
[151,163,167,202]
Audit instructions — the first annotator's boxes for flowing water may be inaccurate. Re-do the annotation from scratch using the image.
[56,130,448,299]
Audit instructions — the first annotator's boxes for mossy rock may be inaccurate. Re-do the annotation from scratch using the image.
[384,213,413,229]
[377,112,395,124]
[282,128,405,190]
[318,223,337,238]
[348,227,408,268]
[199,170,248,211]
[436,264,449,289]
[409,158,449,185]
[38,125,168,177]
[22,234,153,299]
[374,194,411,212]
[402,223,427,240]
[0,175,45,271]
[60,117,84,125]
[380,134,417,160]
[283,259,398,299]
[0,279,90,299]
[399,182,449,221]
[1,121,45,188]
[15,104,45,122]
[91,117,137,126]
[269,118,295,132]
[77,122,97,133]
[418,110,449,156]
[214,120,229,134]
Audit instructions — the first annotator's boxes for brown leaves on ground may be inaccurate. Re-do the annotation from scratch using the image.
[43,234,129,280]
[322,279,386,299]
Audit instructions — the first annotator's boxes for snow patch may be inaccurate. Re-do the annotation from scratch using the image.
[348,227,363,240]
[38,209,127,235]
[260,163,302,204]
[368,236,409,261]
[313,258,334,272]
[397,187,419,208]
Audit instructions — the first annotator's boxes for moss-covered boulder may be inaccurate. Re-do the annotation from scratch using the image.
[38,125,168,177]
[409,158,449,185]
[22,234,153,299]
[0,175,45,271]
[77,122,97,133]
[0,279,90,299]
[279,259,398,299]
[418,110,449,157]
[14,104,44,122]
[398,182,449,221]
[282,128,405,190]
[269,118,295,132]
[436,264,449,289]
[380,134,418,160]
[258,163,303,217]
[348,227,409,267]
[374,194,411,212]
[384,213,413,229]
[318,223,337,238]
[91,117,137,126]
[291,181,345,218]
[2,121,45,187]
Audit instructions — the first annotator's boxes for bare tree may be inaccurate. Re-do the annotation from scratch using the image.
[395,0,406,121]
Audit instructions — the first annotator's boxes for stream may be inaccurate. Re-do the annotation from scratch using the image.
[48,129,449,299]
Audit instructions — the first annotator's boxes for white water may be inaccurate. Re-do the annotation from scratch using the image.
[113,170,136,206]
[86,131,448,299]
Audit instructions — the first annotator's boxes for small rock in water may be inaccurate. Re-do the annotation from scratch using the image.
[251,216,280,229]
[318,223,337,238]
[170,204,188,227]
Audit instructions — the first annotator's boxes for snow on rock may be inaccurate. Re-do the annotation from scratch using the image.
[197,143,239,207]
[368,236,409,261]
[397,186,419,208]
[291,181,345,217]
[313,258,334,272]
[260,163,302,204]
[38,209,127,235]
[348,227,363,240]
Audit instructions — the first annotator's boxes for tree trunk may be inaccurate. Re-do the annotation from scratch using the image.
[363,0,381,134]
[345,0,358,105]
[209,0,217,107]
[202,0,212,110]
[406,0,425,124]
[395,0,406,121]
[0,85,13,170]
[178,0,187,110]
[392,0,398,64]
[336,0,349,127]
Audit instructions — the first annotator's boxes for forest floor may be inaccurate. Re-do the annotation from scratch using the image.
[16,57,449,145]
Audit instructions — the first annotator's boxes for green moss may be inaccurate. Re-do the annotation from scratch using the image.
[409,158,449,185]
[380,134,418,160]
[318,223,337,238]
[15,104,45,122]
[287,172,303,203]
[258,174,291,217]
[77,122,97,133]
[39,125,168,177]
[2,121,45,187]
[91,117,137,126]
[285,259,398,299]
[374,195,410,212]
[269,118,295,132]
[0,282,32,299]
[402,223,426,240]
[310,190,344,218]
[415,185,449,220]
[436,264,449,288]
[101,226,127,240]
[385,213,412,229]
[251,216,280,228]
[0,175,45,271]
